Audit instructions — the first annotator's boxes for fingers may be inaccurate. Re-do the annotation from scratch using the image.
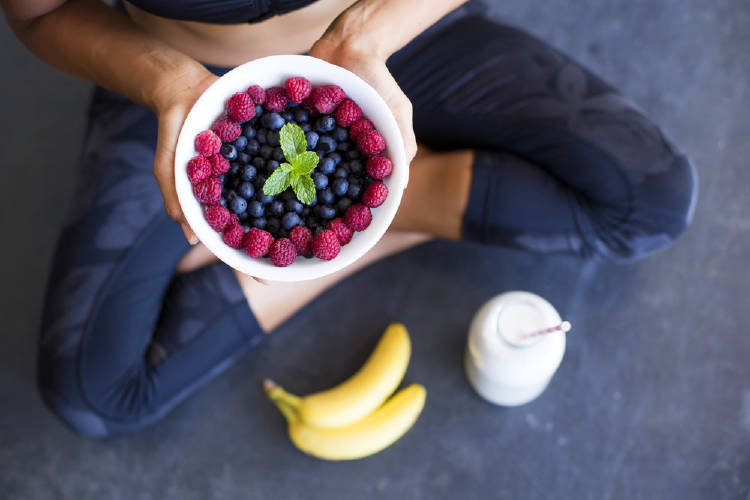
[153,105,199,245]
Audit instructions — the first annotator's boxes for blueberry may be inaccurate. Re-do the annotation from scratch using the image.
[257,193,274,205]
[282,212,302,230]
[281,189,296,201]
[346,149,361,160]
[219,197,227,207]
[300,122,312,132]
[316,205,336,220]
[285,199,303,214]
[241,165,257,181]
[238,212,250,222]
[314,115,336,133]
[349,160,364,174]
[306,131,319,150]
[318,135,337,153]
[254,174,267,189]
[308,222,324,235]
[233,135,248,152]
[245,138,260,155]
[267,130,281,147]
[247,200,265,218]
[221,144,237,160]
[225,190,237,202]
[293,108,309,123]
[242,124,257,139]
[268,200,284,216]
[261,112,285,130]
[328,152,342,165]
[301,206,311,217]
[272,148,285,162]
[266,159,280,172]
[319,188,335,205]
[336,197,352,214]
[261,145,275,159]
[230,196,247,214]
[256,129,267,145]
[334,166,349,178]
[251,217,267,229]
[281,111,294,122]
[333,127,348,142]
[313,172,329,190]
[347,182,362,199]
[332,178,349,197]
[238,152,251,164]
[237,181,255,199]
[319,157,335,175]
[253,157,266,170]
[336,141,351,152]
[266,217,281,234]
[278,228,290,239]
[229,163,242,177]
[254,104,263,117]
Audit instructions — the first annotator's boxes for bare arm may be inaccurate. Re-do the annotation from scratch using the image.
[2,0,215,243]
[310,0,468,162]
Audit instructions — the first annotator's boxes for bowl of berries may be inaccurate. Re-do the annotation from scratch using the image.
[175,55,407,281]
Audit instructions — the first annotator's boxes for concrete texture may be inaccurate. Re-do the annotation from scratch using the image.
[1,1,749,499]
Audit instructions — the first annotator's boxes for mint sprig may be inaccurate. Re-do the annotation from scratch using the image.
[263,123,318,204]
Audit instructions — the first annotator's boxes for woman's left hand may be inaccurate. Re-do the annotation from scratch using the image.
[309,38,418,165]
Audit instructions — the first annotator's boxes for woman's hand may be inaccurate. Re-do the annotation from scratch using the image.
[309,39,418,164]
[150,69,218,244]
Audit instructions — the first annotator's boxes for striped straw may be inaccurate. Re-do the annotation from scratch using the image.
[521,321,571,340]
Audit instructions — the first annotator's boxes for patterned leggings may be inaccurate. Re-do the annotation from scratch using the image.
[38,3,696,436]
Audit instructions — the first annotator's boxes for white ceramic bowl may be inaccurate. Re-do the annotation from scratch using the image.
[175,55,407,282]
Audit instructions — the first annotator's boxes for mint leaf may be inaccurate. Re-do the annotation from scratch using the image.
[263,166,291,196]
[291,151,319,174]
[279,123,307,161]
[291,174,316,205]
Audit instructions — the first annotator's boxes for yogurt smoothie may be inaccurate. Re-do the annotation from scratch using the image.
[464,291,567,406]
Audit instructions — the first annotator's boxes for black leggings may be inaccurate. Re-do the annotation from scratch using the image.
[38,4,696,436]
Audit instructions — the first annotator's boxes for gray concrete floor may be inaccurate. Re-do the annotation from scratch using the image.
[1,1,749,499]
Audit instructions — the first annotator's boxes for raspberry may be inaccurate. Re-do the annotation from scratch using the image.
[264,87,287,113]
[243,228,274,258]
[269,238,297,267]
[193,177,221,205]
[348,118,374,141]
[195,130,221,157]
[222,224,245,249]
[362,182,389,208]
[187,155,211,184]
[328,218,353,245]
[229,213,240,226]
[212,115,242,142]
[309,85,346,114]
[334,98,362,127]
[357,130,386,156]
[205,205,231,232]
[285,77,312,104]
[344,203,372,231]
[226,92,256,122]
[208,154,230,176]
[246,85,266,104]
[365,156,393,180]
[311,229,341,261]
[288,225,313,255]
[301,97,321,117]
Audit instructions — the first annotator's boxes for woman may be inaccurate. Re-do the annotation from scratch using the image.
[2,0,696,437]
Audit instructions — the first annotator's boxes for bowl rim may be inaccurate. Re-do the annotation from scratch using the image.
[174,54,407,282]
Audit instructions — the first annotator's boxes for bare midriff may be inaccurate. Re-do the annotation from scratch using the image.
[124,0,356,68]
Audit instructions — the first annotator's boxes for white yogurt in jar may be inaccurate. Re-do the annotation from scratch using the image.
[464,291,567,406]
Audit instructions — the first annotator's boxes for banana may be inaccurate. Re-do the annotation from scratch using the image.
[268,383,426,461]
[295,323,412,428]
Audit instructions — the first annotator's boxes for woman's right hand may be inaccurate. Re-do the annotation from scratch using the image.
[150,67,219,245]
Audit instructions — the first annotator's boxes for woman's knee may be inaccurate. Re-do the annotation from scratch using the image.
[599,153,698,261]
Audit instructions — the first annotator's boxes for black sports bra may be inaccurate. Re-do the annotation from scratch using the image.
[125,0,319,24]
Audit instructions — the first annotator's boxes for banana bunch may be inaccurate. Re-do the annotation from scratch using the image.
[264,323,426,461]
